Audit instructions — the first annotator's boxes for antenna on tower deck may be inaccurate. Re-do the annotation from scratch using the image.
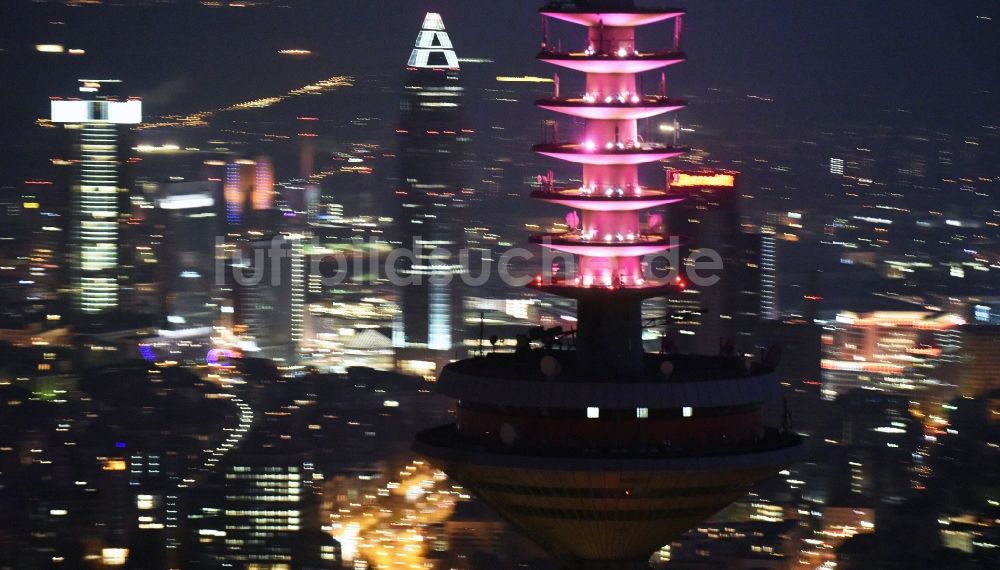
[479,311,485,357]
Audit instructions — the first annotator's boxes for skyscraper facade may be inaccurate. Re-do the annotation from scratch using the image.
[224,156,274,225]
[958,325,1000,398]
[188,448,340,568]
[395,12,471,354]
[238,233,306,363]
[759,232,780,320]
[51,79,141,313]
[416,2,803,568]
[665,170,763,354]
[157,182,219,330]
[821,310,963,402]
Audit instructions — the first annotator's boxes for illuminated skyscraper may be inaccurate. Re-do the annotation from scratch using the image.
[821,310,964,401]
[759,232,779,320]
[224,156,275,224]
[395,12,470,356]
[200,448,339,568]
[416,2,803,568]
[51,79,141,313]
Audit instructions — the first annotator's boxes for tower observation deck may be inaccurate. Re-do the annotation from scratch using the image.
[415,2,804,568]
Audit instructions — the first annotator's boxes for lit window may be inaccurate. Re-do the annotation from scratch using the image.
[636,408,649,419]
[586,407,600,419]
[101,548,128,566]
[682,406,693,418]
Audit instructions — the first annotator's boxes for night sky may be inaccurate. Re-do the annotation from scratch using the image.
[0,0,997,185]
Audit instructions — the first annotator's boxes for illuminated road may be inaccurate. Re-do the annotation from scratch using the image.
[137,75,353,130]
[329,459,468,569]
[202,395,254,471]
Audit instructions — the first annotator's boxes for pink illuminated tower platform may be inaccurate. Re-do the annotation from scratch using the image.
[415,2,804,568]
[530,0,690,376]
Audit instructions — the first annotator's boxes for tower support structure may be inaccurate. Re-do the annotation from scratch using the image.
[415,3,804,567]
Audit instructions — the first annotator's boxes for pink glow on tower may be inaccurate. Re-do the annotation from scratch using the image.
[532,6,687,294]
[414,7,805,566]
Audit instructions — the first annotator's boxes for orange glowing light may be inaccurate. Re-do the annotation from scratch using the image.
[669,172,736,188]
[103,458,127,471]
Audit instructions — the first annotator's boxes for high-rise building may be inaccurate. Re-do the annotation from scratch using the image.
[223,453,304,565]
[238,233,306,363]
[156,182,219,330]
[958,325,1000,398]
[224,156,275,224]
[759,232,780,320]
[50,79,142,313]
[395,12,471,356]
[415,2,803,567]
[18,179,64,300]
[821,310,964,401]
[665,170,763,353]
[199,448,340,568]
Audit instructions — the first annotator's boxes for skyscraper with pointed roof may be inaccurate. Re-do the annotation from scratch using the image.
[395,13,471,359]
[407,12,460,69]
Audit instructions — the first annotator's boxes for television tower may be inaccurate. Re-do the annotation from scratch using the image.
[416,2,804,568]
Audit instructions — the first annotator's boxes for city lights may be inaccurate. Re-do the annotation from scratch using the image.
[0,1,996,569]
